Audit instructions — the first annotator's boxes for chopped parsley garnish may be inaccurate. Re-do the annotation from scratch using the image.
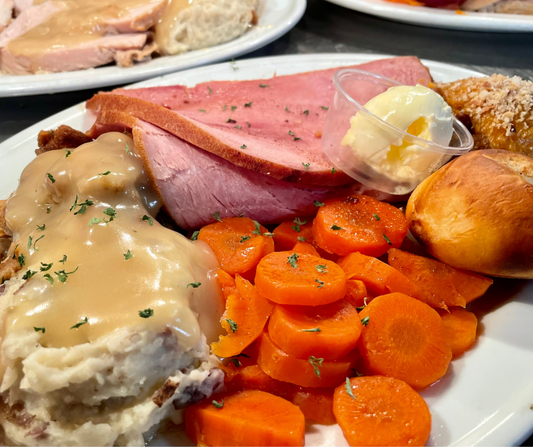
[331,167,337,174]
[247,122,251,128]
[244,102,252,107]
[287,253,299,268]
[125,143,131,154]
[303,110,309,116]
[294,218,307,226]
[226,118,236,124]
[361,316,370,326]
[316,264,328,274]
[198,109,207,113]
[240,235,251,243]
[259,84,269,88]
[34,327,45,334]
[301,327,321,333]
[212,400,224,409]
[40,262,53,272]
[235,125,242,130]
[240,144,247,149]
[223,105,227,111]
[288,130,295,136]
[190,230,200,241]
[315,279,324,289]
[43,274,54,285]
[231,106,237,112]
[345,377,357,400]
[187,282,201,288]
[37,224,46,231]
[88,217,102,226]
[17,253,25,268]
[70,195,94,215]
[55,266,79,283]
[46,207,51,214]
[22,270,37,280]
[59,255,67,265]
[142,215,154,226]
[226,318,238,333]
[302,162,310,170]
[383,233,392,245]
[309,356,324,378]
[356,297,368,312]
[229,358,241,367]
[139,308,154,318]
[321,106,329,111]
[294,137,301,141]
[99,171,111,176]
[70,317,88,329]
[207,86,213,95]
[252,221,262,236]
[314,200,324,207]
[331,225,343,231]
[297,236,307,242]
[103,207,116,222]
[47,173,56,183]
[65,149,71,158]
[213,211,222,222]
[354,370,364,377]
[285,106,290,112]
[33,235,44,251]
[124,250,132,260]
[263,232,274,238]
[27,236,33,250]
[373,213,380,221]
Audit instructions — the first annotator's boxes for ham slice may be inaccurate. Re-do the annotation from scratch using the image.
[86,56,433,187]
[90,110,388,229]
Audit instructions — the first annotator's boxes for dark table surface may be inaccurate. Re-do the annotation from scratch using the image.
[0,0,532,444]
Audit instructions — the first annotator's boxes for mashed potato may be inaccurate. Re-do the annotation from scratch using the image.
[155,0,259,56]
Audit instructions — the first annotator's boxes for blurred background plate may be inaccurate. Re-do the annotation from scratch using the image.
[0,0,306,98]
[325,0,533,31]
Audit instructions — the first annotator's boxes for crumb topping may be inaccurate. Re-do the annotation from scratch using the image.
[437,74,533,137]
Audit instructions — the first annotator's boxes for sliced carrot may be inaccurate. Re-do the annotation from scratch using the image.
[225,364,294,399]
[388,248,493,309]
[211,276,273,358]
[185,390,305,447]
[256,332,353,388]
[344,279,369,309]
[273,219,314,251]
[292,387,336,425]
[438,307,478,358]
[358,293,451,389]
[292,241,321,257]
[334,376,431,446]
[216,269,237,304]
[198,217,274,276]
[338,252,423,300]
[268,299,362,360]
[255,251,346,306]
[312,195,408,257]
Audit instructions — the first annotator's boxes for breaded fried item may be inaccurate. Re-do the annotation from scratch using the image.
[36,125,92,155]
[435,75,533,156]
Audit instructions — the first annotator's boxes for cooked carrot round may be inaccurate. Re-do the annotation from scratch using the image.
[338,252,423,300]
[185,390,305,446]
[344,279,369,309]
[438,307,478,358]
[334,376,431,446]
[225,364,294,400]
[312,195,408,257]
[292,240,321,257]
[255,251,347,306]
[198,217,274,276]
[257,332,353,388]
[292,387,336,425]
[268,299,362,360]
[273,219,315,251]
[211,276,273,358]
[358,292,451,389]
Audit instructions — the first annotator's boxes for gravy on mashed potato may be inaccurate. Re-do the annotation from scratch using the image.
[0,132,224,446]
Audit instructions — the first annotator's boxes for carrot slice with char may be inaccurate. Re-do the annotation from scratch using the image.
[255,251,346,306]
[273,219,315,251]
[257,332,353,388]
[358,293,451,389]
[268,299,362,360]
[225,364,294,399]
[344,279,369,309]
[199,217,274,276]
[338,252,423,300]
[185,390,305,446]
[388,248,493,309]
[211,276,273,358]
[334,376,431,446]
[292,241,321,257]
[438,307,478,358]
[292,387,336,425]
[312,195,408,257]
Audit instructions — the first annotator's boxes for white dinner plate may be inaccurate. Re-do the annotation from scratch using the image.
[1,53,533,447]
[0,0,306,98]
[326,0,533,32]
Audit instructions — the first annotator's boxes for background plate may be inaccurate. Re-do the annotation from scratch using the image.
[1,53,532,446]
[326,0,533,31]
[0,0,306,97]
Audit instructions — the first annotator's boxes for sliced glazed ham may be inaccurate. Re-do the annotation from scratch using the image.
[86,57,433,187]
[90,110,386,229]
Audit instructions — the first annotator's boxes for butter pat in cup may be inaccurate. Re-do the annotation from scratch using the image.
[321,69,474,195]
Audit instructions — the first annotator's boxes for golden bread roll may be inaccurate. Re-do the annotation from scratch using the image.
[407,149,533,279]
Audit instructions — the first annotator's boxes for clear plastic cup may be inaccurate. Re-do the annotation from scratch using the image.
[321,69,474,195]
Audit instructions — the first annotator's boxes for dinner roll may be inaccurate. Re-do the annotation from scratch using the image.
[406,150,533,279]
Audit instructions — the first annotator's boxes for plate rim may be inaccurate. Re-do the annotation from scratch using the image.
[0,0,307,98]
[325,0,533,32]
